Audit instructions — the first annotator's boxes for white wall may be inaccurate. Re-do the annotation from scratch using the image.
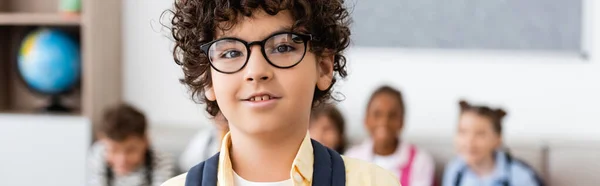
[123,0,210,127]
[123,0,600,143]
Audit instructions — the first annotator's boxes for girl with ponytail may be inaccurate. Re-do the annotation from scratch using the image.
[442,100,544,186]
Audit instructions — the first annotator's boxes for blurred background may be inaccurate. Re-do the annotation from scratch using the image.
[1,0,599,186]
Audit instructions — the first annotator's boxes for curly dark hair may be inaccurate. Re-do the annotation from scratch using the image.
[166,0,351,117]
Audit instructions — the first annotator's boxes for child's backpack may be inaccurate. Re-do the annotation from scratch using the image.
[185,139,346,186]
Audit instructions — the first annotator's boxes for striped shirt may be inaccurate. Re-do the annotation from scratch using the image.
[87,142,175,186]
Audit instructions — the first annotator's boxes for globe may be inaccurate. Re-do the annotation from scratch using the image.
[18,29,81,95]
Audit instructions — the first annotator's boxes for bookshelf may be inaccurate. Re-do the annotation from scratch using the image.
[0,0,122,125]
[0,13,81,25]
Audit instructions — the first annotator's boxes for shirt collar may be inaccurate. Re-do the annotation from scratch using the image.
[217,132,314,185]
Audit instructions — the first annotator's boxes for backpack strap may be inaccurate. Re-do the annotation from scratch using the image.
[329,148,346,186]
[185,140,346,186]
[400,145,417,186]
[185,152,220,186]
[311,139,346,186]
[505,152,546,186]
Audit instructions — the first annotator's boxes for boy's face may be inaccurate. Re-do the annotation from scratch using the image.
[102,136,148,176]
[365,93,404,146]
[205,10,334,136]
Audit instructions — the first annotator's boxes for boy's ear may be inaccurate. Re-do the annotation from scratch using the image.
[316,54,334,91]
[205,86,216,101]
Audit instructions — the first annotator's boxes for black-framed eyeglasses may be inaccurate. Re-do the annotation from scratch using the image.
[200,32,313,74]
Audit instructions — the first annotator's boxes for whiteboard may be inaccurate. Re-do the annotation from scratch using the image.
[349,0,583,52]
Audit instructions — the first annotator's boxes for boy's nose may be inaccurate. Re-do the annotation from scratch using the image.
[244,46,273,82]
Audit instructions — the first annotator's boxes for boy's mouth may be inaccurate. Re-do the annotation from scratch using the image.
[242,92,281,102]
[248,95,273,101]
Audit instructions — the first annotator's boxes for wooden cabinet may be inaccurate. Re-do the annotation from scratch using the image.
[0,0,122,126]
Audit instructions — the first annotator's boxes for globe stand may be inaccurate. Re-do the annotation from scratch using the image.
[43,95,71,113]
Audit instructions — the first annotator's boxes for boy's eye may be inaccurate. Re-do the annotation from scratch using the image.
[273,44,296,53]
[291,35,303,43]
[220,50,243,59]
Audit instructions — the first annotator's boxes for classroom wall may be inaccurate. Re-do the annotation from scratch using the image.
[123,0,600,143]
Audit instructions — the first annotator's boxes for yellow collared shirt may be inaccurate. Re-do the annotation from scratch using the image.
[162,132,400,186]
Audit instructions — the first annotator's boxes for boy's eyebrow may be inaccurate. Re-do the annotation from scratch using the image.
[219,26,294,40]
[265,26,294,37]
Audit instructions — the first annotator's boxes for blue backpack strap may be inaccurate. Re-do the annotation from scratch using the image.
[505,153,546,186]
[184,161,204,186]
[328,148,346,186]
[185,152,220,186]
[453,166,467,186]
[311,139,346,186]
[185,141,346,186]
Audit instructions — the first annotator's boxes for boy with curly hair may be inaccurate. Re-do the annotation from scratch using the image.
[161,0,400,185]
